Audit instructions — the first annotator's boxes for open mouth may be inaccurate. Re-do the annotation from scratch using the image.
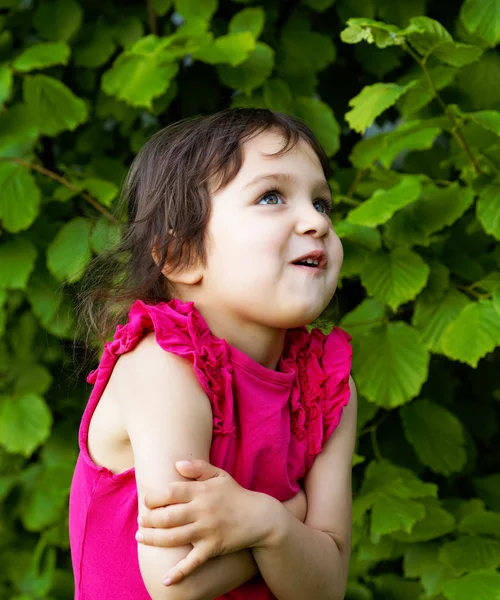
[292,258,321,268]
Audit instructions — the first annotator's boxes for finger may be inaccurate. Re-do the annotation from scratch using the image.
[139,504,194,529]
[162,545,210,586]
[136,524,198,548]
[175,459,223,482]
[144,481,194,510]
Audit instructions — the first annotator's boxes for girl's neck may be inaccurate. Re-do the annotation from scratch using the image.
[193,301,287,371]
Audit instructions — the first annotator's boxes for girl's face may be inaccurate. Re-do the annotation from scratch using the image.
[194,129,343,329]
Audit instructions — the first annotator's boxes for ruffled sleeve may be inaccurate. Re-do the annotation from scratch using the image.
[320,327,353,445]
[88,299,235,435]
[285,325,352,462]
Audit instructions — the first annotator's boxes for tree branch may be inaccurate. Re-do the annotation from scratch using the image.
[1,157,121,225]
[403,41,481,176]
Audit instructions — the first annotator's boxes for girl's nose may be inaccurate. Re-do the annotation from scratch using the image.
[294,205,331,239]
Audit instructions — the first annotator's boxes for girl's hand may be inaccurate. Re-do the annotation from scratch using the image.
[137,459,274,585]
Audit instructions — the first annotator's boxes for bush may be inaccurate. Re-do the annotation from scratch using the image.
[0,0,499,598]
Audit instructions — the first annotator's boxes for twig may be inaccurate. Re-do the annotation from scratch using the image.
[371,427,383,461]
[0,157,120,225]
[456,283,492,300]
[347,168,367,198]
[402,41,481,176]
[145,0,158,34]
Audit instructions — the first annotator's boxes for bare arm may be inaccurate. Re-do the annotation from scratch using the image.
[117,335,308,600]
[251,377,358,600]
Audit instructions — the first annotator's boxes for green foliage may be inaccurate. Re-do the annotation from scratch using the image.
[0,0,499,598]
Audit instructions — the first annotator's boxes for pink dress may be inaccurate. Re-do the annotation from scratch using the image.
[69,298,352,599]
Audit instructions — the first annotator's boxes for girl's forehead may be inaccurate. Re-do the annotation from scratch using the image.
[239,130,322,174]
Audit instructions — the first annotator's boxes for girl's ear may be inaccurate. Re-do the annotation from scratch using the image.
[152,234,204,286]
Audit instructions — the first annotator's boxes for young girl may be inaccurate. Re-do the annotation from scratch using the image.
[69,108,357,600]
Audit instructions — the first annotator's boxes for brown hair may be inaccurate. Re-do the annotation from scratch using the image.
[79,108,331,345]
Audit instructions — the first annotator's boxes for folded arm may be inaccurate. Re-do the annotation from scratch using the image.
[251,376,358,600]
[117,334,307,600]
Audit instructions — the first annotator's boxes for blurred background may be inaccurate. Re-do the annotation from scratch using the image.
[0,0,499,598]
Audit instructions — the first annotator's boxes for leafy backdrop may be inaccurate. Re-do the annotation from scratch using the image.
[0,0,499,598]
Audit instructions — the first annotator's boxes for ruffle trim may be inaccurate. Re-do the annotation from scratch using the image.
[87,299,352,446]
[286,326,353,457]
[87,299,234,435]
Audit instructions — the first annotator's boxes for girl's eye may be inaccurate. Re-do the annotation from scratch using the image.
[258,191,284,206]
[314,199,333,215]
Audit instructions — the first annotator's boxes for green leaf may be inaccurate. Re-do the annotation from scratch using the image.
[293,97,340,156]
[385,183,476,247]
[469,110,500,135]
[14,365,53,396]
[460,0,500,47]
[419,260,450,303]
[401,399,467,475]
[404,543,456,596]
[82,178,119,207]
[347,176,422,227]
[90,217,121,254]
[413,288,471,354]
[371,495,425,539]
[459,511,500,538]
[0,65,12,106]
[0,104,39,158]
[0,394,52,457]
[334,221,382,251]
[494,285,500,316]
[393,497,456,543]
[0,239,37,290]
[340,18,412,49]
[345,81,415,134]
[361,247,430,311]
[151,0,173,16]
[420,183,476,232]
[477,182,500,240]
[46,217,92,283]
[102,52,179,109]
[457,52,500,111]
[73,24,116,68]
[229,7,265,38]
[33,0,83,42]
[0,161,41,233]
[13,42,70,72]
[350,134,388,169]
[398,65,457,118]
[354,460,437,527]
[357,534,406,562]
[175,0,217,22]
[352,322,430,408]
[217,42,274,94]
[379,125,441,168]
[193,32,255,66]
[442,569,500,600]
[439,536,500,576]
[280,20,336,74]
[24,75,87,136]
[408,16,483,66]
[475,475,500,512]
[263,79,293,112]
[113,16,145,48]
[22,463,73,531]
[26,270,62,325]
[340,298,386,338]
[441,300,500,367]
